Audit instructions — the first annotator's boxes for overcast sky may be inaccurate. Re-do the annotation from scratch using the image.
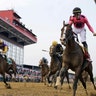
[0,0,96,76]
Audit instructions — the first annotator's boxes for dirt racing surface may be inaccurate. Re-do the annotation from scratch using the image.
[0,82,96,96]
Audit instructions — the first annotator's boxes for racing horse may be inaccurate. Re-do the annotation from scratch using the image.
[0,55,17,88]
[39,58,49,85]
[7,57,17,81]
[47,44,71,89]
[55,22,96,96]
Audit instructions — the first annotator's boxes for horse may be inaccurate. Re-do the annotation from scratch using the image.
[55,22,96,96]
[7,57,17,81]
[0,55,17,88]
[47,43,71,89]
[39,58,49,85]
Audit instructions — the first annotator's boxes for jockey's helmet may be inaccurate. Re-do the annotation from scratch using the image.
[73,7,82,14]
[0,39,3,44]
[42,57,46,60]
[42,57,48,63]
[52,41,58,46]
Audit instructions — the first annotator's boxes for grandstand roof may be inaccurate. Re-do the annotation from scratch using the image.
[0,10,37,46]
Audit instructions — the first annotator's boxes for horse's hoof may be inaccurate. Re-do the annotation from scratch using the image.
[5,84,11,89]
[69,86,71,89]
[7,86,11,89]
[54,86,57,89]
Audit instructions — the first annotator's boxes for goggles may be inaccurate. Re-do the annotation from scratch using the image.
[74,12,81,16]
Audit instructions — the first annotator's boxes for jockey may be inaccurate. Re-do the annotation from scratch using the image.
[49,41,63,64]
[0,39,8,60]
[67,7,96,61]
[42,57,48,64]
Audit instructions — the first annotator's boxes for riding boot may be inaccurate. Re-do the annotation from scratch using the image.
[82,42,92,62]
[84,49,92,62]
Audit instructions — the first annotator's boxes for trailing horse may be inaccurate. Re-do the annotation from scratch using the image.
[0,55,17,88]
[47,43,71,89]
[7,57,17,81]
[39,58,49,85]
[55,22,96,96]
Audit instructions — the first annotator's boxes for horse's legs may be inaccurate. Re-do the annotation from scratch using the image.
[41,75,43,82]
[2,74,8,85]
[2,74,11,88]
[55,67,68,89]
[44,76,46,85]
[53,70,60,87]
[8,72,12,80]
[59,67,66,85]
[65,71,71,89]
[86,63,96,90]
[79,75,88,95]
[47,71,51,83]
[47,71,53,84]
[73,67,82,96]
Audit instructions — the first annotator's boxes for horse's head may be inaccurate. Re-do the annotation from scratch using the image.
[61,25,75,46]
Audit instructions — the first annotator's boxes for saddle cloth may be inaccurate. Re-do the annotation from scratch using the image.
[7,58,12,65]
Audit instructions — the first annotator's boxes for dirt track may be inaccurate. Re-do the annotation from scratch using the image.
[0,82,96,96]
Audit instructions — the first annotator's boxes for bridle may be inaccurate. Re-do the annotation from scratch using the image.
[64,27,79,45]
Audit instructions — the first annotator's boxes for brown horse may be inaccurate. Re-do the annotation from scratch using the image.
[0,55,17,88]
[47,44,71,89]
[39,58,49,85]
[55,23,96,96]
[7,57,17,81]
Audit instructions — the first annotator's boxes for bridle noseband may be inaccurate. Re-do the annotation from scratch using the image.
[64,27,79,44]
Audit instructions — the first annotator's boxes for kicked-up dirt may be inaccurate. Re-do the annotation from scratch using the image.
[0,82,96,96]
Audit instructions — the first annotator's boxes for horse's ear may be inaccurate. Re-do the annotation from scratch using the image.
[63,21,65,26]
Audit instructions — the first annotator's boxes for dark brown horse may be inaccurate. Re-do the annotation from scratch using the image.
[47,44,71,89]
[55,22,96,96]
[0,55,17,88]
[7,57,17,81]
[39,58,49,85]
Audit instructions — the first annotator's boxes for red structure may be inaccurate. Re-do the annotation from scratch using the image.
[0,9,37,45]
[0,9,37,65]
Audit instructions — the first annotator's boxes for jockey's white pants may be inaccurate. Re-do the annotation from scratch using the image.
[73,27,86,42]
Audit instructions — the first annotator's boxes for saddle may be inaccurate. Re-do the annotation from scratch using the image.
[7,58,12,65]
